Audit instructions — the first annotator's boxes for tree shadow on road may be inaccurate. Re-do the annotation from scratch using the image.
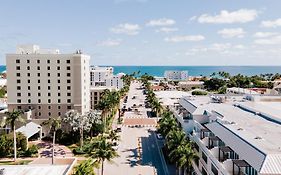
[140,129,166,175]
[121,148,139,167]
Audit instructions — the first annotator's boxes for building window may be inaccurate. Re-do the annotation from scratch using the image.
[58,86,61,90]
[67,79,71,83]
[38,99,41,103]
[211,164,218,175]
[48,93,51,96]
[38,92,41,96]
[66,60,70,64]
[28,93,31,96]
[48,99,51,103]
[67,73,71,77]
[57,66,60,70]
[58,79,60,83]
[67,86,71,90]
[48,79,51,83]
[38,106,41,109]
[57,60,60,64]
[27,79,30,83]
[37,73,40,77]
[17,99,21,103]
[17,106,22,110]
[47,66,50,70]
[27,66,30,70]
[67,93,71,96]
[47,73,50,77]
[37,66,40,70]
[37,60,40,63]
[67,66,71,70]
[38,80,40,83]
[38,112,41,116]
[48,86,51,90]
[58,112,61,116]
[57,73,60,77]
[58,106,61,109]
[58,99,61,103]
[17,93,21,97]
[16,73,20,77]
[48,106,51,109]
[28,99,31,103]
[38,86,41,90]
[17,79,21,83]
[27,60,30,63]
[17,86,21,90]
[67,99,71,103]
[16,59,20,63]
[28,86,30,90]
[48,112,51,116]
[47,60,50,64]
[16,66,20,70]
[58,93,61,96]
[27,73,30,77]
[67,106,71,109]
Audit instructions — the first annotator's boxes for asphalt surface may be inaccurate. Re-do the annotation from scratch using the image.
[104,81,168,175]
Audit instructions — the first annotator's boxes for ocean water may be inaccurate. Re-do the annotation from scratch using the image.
[1,65,280,77]
[112,66,281,77]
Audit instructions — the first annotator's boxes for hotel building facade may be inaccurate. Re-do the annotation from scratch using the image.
[6,45,90,122]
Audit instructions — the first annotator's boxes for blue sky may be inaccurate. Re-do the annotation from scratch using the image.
[0,0,281,65]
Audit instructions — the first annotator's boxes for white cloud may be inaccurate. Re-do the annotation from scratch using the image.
[197,9,258,24]
[146,18,176,27]
[98,39,122,47]
[185,43,245,56]
[110,23,141,35]
[217,28,245,38]
[164,35,205,42]
[253,32,278,38]
[189,16,197,21]
[156,27,178,33]
[254,35,281,45]
[261,18,281,28]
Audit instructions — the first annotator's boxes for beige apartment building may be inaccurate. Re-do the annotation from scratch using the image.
[90,86,116,110]
[6,45,90,123]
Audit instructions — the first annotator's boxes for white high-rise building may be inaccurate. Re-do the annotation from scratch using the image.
[90,66,124,90]
[164,70,188,81]
[6,45,90,121]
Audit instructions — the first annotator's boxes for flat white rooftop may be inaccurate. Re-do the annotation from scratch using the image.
[0,165,69,175]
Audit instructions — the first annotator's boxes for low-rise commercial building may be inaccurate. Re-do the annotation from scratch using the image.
[171,95,281,175]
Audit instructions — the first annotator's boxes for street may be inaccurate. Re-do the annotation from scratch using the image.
[104,81,169,175]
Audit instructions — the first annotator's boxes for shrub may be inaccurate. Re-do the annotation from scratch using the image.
[192,90,207,96]
[0,132,27,158]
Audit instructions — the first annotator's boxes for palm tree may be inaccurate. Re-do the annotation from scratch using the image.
[168,142,198,175]
[42,117,61,165]
[166,129,186,154]
[86,135,118,175]
[158,111,178,136]
[73,158,99,175]
[4,109,24,162]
